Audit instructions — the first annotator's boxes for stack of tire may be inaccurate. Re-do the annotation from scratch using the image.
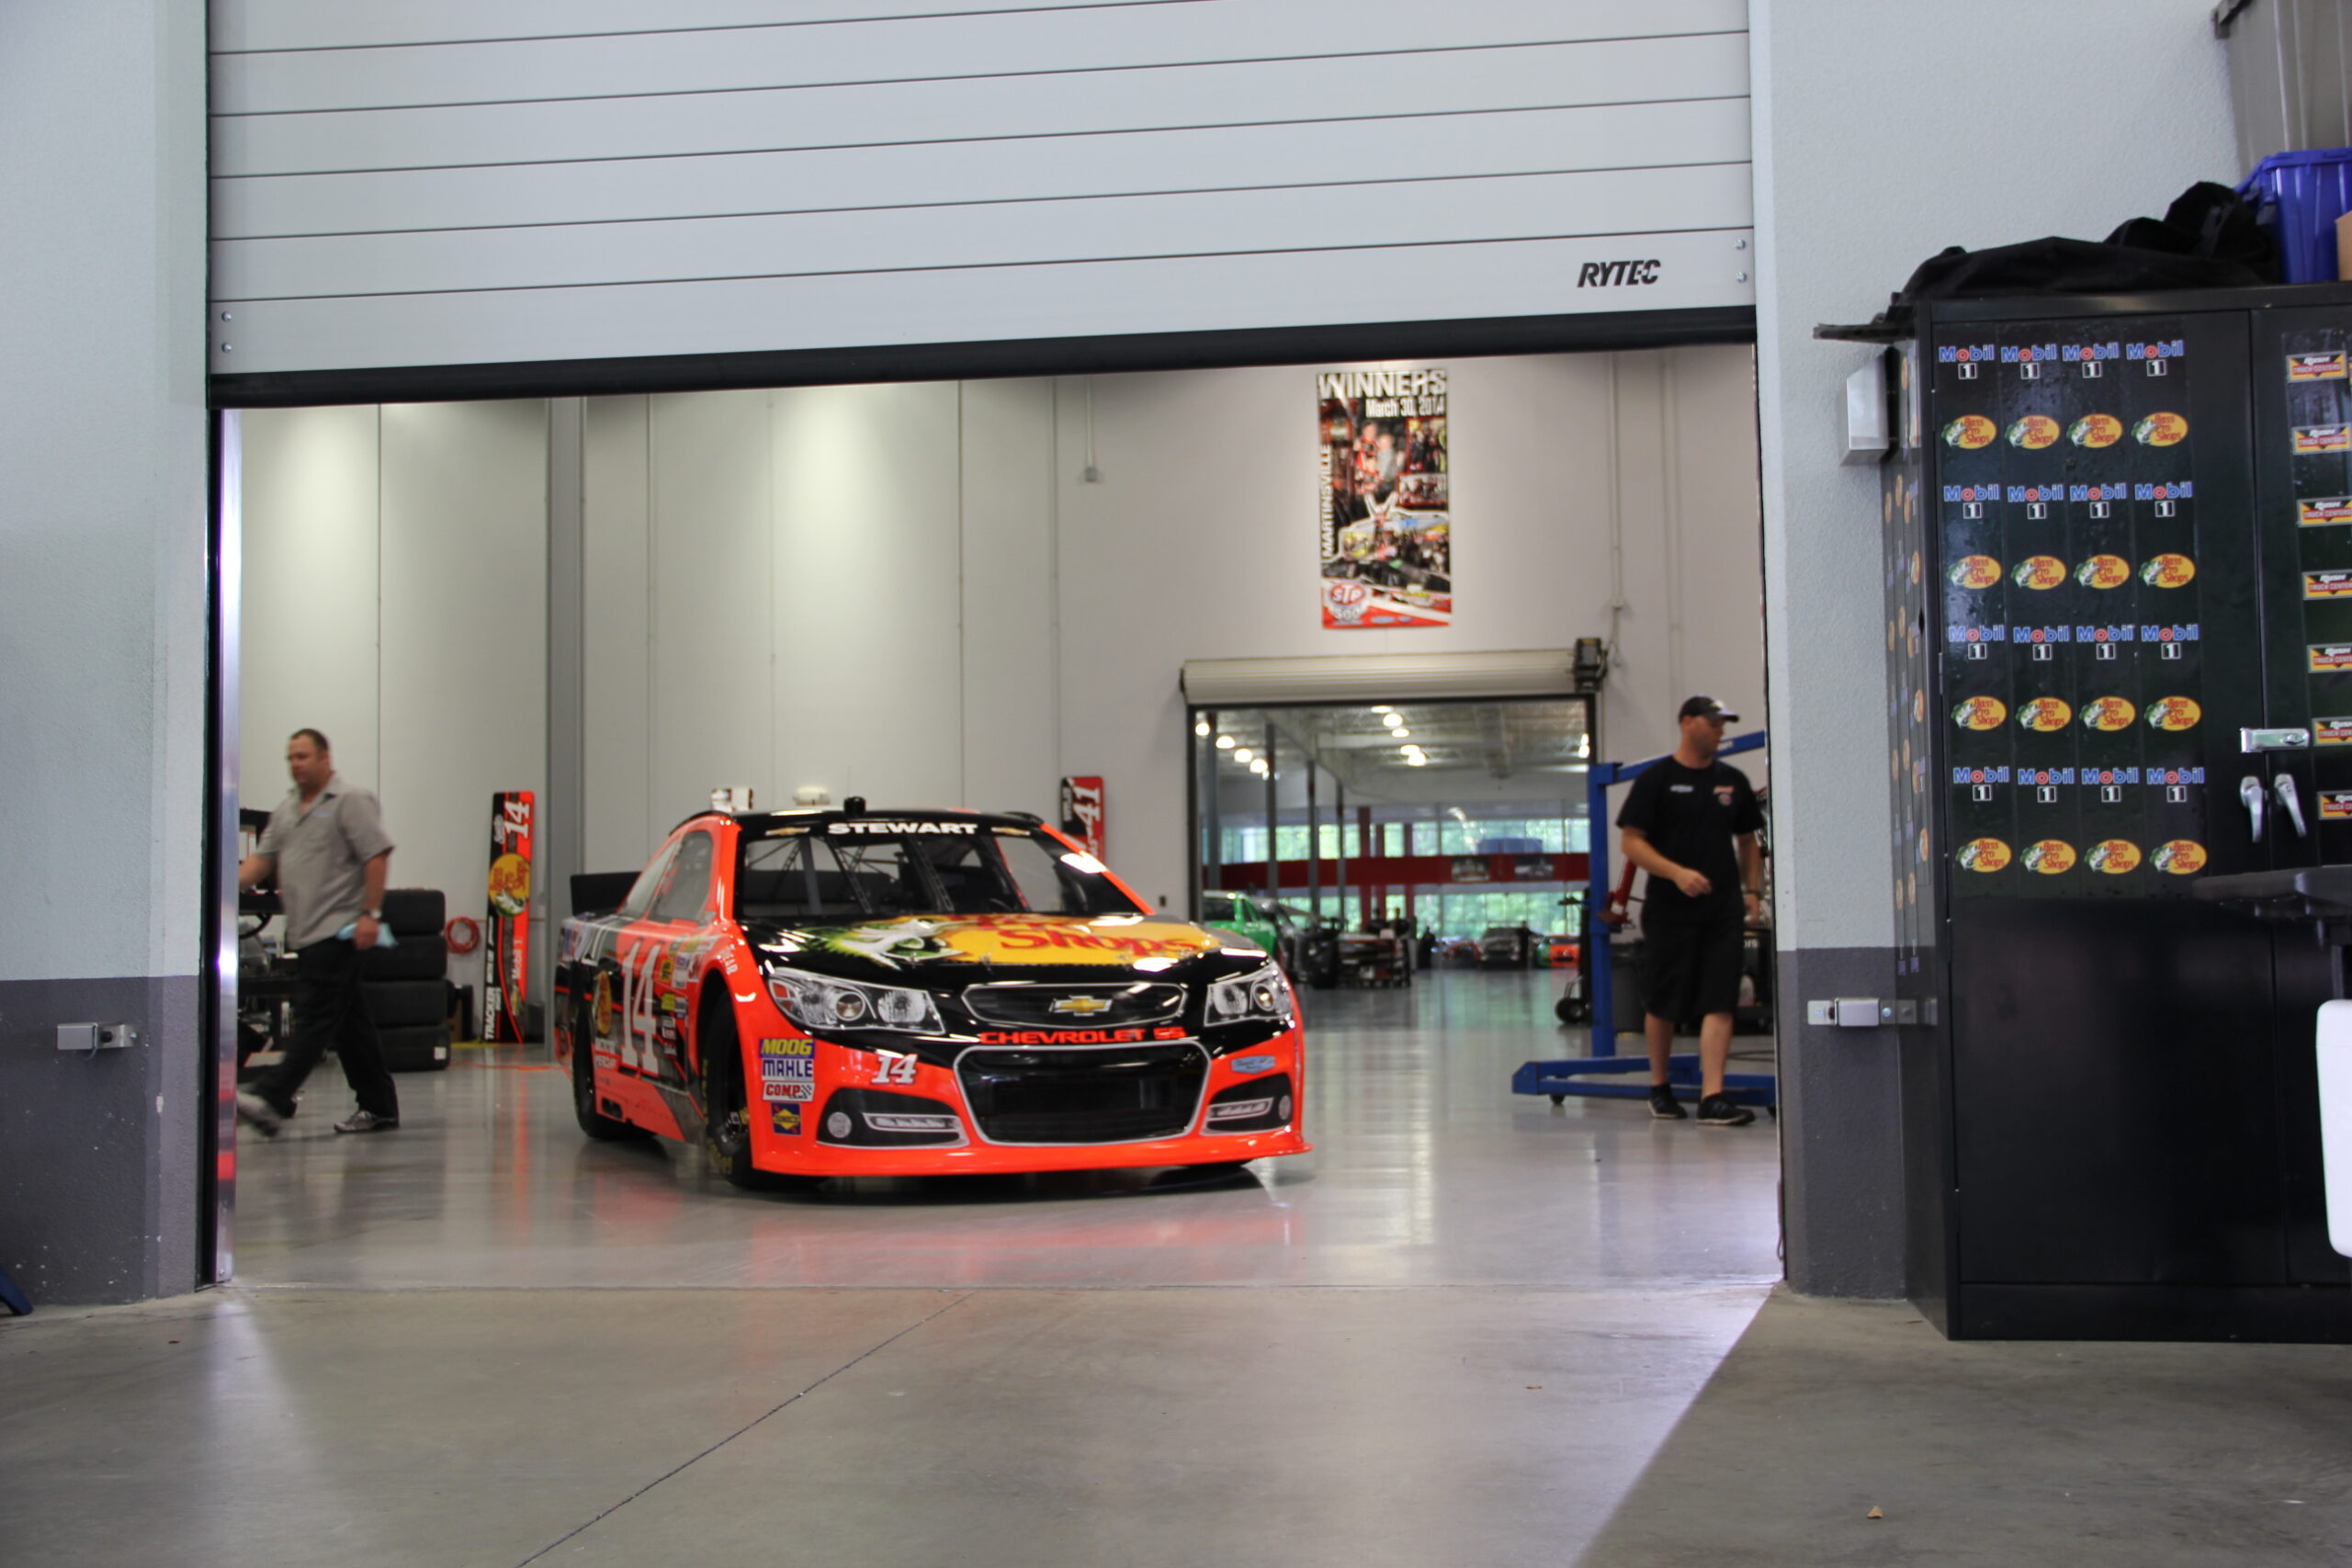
[362,887,450,1073]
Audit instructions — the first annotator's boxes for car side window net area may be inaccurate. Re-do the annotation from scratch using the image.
[736,829,1144,922]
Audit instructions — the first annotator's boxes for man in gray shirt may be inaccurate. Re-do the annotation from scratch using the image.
[235,728,401,1135]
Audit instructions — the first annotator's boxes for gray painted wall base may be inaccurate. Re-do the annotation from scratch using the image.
[1776,946,1905,1299]
[0,975,202,1304]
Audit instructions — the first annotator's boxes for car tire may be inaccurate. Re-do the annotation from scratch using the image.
[379,887,446,938]
[569,998,642,1142]
[362,933,447,981]
[698,995,817,1191]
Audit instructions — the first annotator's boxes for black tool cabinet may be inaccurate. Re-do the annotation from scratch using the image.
[1882,285,2352,1341]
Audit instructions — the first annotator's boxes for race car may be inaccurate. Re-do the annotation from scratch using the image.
[553,801,1309,1188]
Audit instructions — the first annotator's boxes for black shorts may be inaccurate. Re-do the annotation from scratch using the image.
[1640,914,1745,1021]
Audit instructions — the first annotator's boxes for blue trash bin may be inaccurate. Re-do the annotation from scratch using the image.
[2240,147,2352,283]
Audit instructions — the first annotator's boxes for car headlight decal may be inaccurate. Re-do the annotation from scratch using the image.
[768,972,943,1034]
[1206,963,1295,1026]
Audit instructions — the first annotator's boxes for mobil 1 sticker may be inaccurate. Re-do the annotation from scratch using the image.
[758,1037,816,1103]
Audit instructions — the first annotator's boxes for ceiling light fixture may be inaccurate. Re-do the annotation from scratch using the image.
[1381,712,1404,728]
[1234,748,1253,763]
[1194,718,1211,738]
[1394,728,1410,739]
[1216,734,1235,750]
[1371,705,1394,715]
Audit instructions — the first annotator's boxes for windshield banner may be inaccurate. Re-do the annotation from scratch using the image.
[483,790,534,1043]
[1319,367,1452,628]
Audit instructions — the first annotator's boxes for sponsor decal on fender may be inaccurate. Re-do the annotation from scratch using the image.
[770,1104,803,1135]
[2289,350,2349,382]
[1232,1055,1277,1074]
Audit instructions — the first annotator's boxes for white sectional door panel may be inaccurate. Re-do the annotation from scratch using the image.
[209,0,1755,378]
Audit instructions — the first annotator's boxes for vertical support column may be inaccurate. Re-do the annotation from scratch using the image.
[206,410,243,1285]
[1334,779,1348,926]
[1306,760,1319,922]
[1202,708,1222,901]
[543,400,586,1032]
[1263,721,1278,898]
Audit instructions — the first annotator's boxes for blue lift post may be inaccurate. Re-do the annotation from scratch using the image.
[1511,729,1776,1111]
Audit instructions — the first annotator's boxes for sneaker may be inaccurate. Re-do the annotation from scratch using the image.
[1696,1093,1757,1127]
[1648,1085,1688,1121]
[333,1110,400,1134]
[235,1091,284,1138]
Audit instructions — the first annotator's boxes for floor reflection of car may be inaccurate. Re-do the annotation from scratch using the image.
[1478,924,1539,969]
[554,804,1310,1190]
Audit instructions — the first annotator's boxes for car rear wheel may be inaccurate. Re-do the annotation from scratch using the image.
[570,998,642,1142]
[699,996,818,1192]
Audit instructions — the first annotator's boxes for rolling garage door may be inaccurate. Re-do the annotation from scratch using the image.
[209,0,1756,387]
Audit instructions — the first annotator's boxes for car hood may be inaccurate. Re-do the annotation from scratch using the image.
[742,912,1256,985]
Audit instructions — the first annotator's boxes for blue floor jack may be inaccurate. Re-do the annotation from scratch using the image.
[1511,729,1778,1114]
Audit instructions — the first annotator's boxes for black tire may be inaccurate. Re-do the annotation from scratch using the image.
[380,887,446,938]
[568,998,640,1141]
[362,934,447,980]
[363,979,447,1028]
[1555,996,1589,1024]
[377,1023,449,1072]
[698,996,814,1190]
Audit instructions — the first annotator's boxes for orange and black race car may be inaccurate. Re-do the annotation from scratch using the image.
[553,802,1309,1188]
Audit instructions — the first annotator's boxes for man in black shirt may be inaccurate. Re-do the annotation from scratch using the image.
[1614,695,1765,1126]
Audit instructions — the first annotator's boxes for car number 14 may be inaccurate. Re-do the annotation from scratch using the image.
[872,1051,917,1086]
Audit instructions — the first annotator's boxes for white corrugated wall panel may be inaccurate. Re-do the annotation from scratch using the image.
[209,0,1755,378]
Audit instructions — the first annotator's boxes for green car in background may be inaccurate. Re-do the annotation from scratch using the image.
[1200,891,1282,964]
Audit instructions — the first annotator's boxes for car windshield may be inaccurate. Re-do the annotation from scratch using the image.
[735,826,1147,922]
[1201,896,1238,921]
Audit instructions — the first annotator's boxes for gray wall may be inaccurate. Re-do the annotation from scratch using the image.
[203,0,1758,375]
[0,0,210,1303]
[1749,0,2235,1297]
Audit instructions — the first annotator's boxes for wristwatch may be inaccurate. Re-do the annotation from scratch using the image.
[363,908,383,920]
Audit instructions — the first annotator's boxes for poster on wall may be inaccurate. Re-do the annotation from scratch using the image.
[1059,776,1106,859]
[483,791,534,1043]
[1319,367,1452,628]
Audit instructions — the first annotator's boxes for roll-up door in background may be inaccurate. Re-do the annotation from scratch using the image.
[209,0,1755,389]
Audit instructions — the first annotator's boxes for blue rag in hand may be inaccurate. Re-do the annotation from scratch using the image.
[336,920,398,947]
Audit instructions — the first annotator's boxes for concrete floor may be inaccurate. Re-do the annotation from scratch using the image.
[3,972,2339,1563]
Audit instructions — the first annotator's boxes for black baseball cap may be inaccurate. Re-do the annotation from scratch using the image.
[1678,694,1740,723]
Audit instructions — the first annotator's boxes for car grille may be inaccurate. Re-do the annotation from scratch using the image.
[956,1043,1205,1144]
[959,983,1185,1029]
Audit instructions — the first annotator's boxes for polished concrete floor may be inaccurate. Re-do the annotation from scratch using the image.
[10,973,2338,1563]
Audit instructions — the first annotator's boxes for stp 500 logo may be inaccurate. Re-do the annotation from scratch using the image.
[1324,579,1370,624]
